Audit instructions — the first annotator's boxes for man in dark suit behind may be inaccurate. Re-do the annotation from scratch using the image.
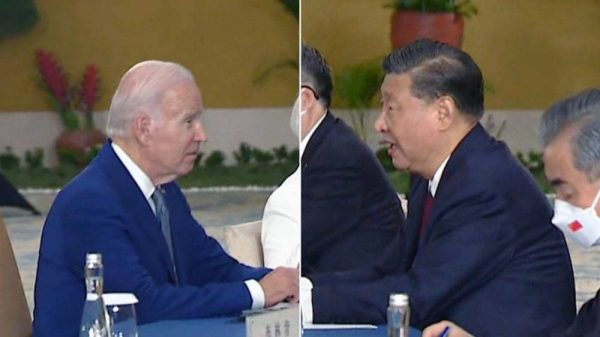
[300,44,405,276]
[425,88,600,337]
[33,60,298,337]
[305,40,576,336]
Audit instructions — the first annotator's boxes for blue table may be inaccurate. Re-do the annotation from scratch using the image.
[139,317,245,337]
[304,326,421,337]
[139,318,421,337]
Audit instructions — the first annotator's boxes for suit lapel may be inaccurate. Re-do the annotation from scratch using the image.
[94,140,178,282]
[404,177,428,266]
[419,123,492,243]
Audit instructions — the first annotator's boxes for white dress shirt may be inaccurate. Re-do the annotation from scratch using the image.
[301,155,452,323]
[111,142,265,309]
[429,156,450,197]
[261,167,300,268]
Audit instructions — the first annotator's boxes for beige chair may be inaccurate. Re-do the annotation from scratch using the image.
[0,216,32,337]
[223,220,264,267]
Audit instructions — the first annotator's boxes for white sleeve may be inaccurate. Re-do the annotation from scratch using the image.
[261,171,300,268]
[300,277,313,323]
[244,279,265,309]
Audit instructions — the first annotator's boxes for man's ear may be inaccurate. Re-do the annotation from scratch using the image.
[300,88,314,113]
[133,112,153,146]
[435,96,457,131]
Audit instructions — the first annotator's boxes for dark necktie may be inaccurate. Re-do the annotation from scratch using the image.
[151,187,178,283]
[420,191,435,236]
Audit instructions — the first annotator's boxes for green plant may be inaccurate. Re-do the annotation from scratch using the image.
[288,148,299,165]
[252,148,275,165]
[0,146,20,170]
[386,0,478,18]
[335,59,383,142]
[277,0,299,19]
[205,150,226,168]
[194,151,205,167]
[253,0,298,85]
[57,143,101,167]
[233,143,254,165]
[57,148,83,167]
[376,146,395,172]
[25,148,44,170]
[272,145,289,164]
[516,151,552,192]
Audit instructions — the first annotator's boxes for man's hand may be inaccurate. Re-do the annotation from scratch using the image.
[422,321,473,337]
[259,267,299,307]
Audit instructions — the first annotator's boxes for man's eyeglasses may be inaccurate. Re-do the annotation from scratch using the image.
[301,85,320,100]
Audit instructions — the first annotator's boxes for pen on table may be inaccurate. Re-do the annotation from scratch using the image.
[439,326,451,337]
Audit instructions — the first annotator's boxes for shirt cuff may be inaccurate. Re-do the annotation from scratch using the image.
[300,277,314,323]
[245,279,265,310]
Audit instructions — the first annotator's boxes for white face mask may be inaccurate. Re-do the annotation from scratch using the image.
[290,96,306,138]
[552,188,600,248]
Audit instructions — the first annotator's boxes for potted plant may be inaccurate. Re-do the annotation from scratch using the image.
[335,59,383,143]
[386,0,478,50]
[35,49,105,166]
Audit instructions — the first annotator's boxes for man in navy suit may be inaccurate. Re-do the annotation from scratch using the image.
[425,88,600,337]
[304,40,575,336]
[33,60,299,337]
[300,44,405,276]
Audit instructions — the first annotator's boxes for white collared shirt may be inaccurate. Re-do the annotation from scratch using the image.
[429,156,450,197]
[111,142,265,309]
[111,142,157,212]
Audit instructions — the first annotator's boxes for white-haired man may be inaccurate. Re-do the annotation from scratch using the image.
[33,60,298,337]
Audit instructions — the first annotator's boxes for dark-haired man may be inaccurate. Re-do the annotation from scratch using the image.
[300,43,405,276]
[305,40,575,336]
[424,88,600,337]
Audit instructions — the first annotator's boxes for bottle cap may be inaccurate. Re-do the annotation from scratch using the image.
[389,293,409,306]
[103,293,139,306]
[86,253,102,265]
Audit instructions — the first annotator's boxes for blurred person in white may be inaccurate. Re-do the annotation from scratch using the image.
[423,87,600,337]
[261,97,301,268]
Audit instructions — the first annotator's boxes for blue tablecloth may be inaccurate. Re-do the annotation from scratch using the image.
[139,317,422,337]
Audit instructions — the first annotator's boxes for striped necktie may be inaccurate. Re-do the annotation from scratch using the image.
[151,187,178,284]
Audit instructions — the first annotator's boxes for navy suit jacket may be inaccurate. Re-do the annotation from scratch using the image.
[563,290,600,337]
[311,124,576,336]
[33,141,270,337]
[301,112,405,275]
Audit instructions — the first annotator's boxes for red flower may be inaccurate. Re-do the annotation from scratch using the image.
[35,49,69,106]
[81,64,100,111]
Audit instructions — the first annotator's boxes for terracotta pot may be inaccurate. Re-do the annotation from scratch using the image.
[390,10,464,50]
[55,129,106,166]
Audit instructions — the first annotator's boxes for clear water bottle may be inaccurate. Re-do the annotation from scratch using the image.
[387,293,410,337]
[80,253,111,337]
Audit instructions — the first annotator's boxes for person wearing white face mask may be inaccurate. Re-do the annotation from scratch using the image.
[300,43,405,277]
[422,87,600,337]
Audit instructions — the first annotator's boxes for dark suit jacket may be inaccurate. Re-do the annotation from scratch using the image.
[311,124,576,336]
[301,112,405,276]
[33,141,270,337]
[563,290,600,337]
